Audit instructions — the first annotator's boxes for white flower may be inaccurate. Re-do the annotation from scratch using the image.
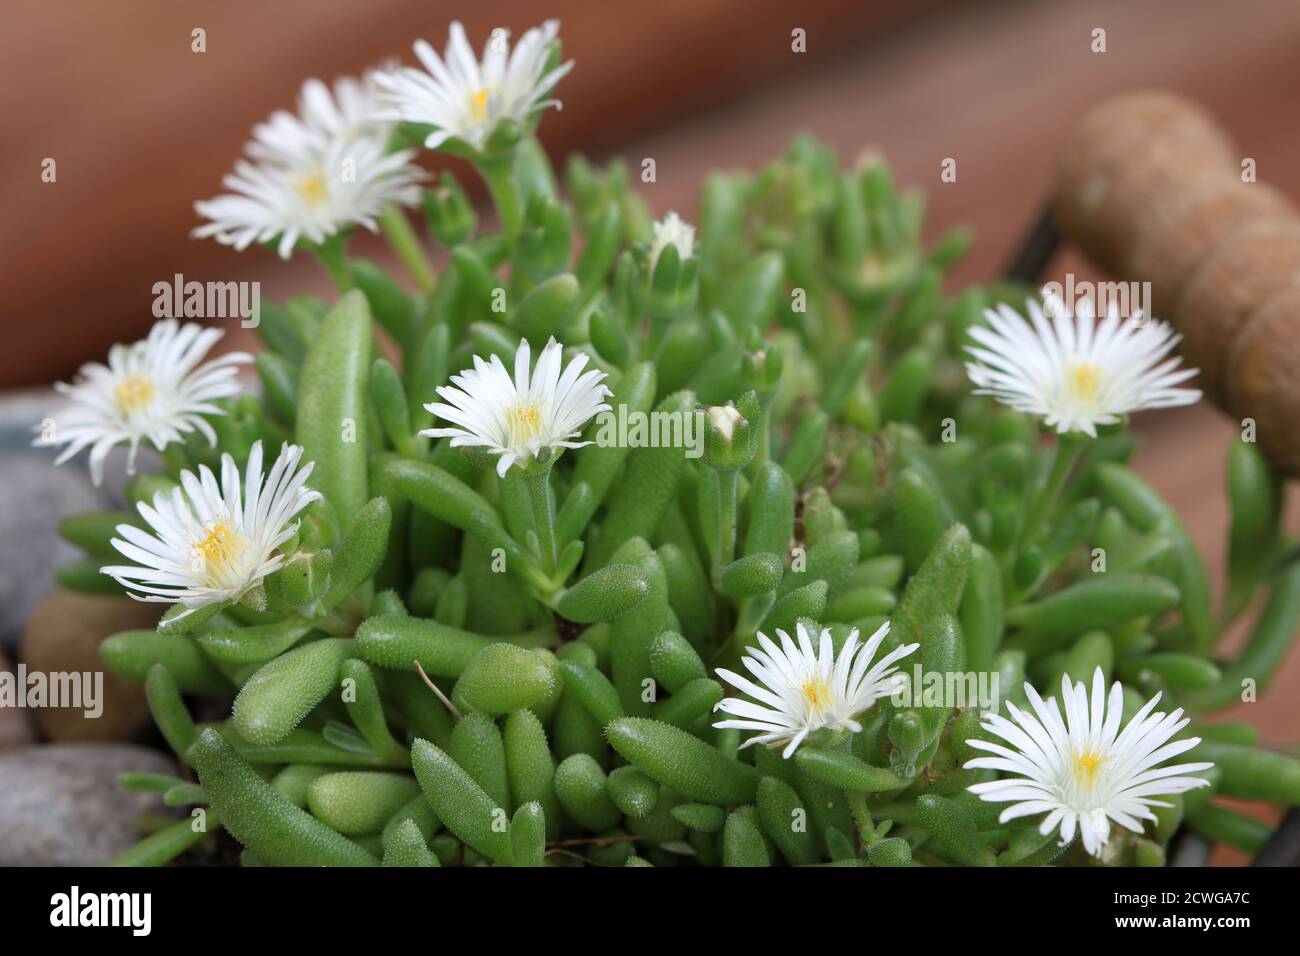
[421,337,611,477]
[374,20,573,151]
[34,320,249,485]
[650,211,695,267]
[194,135,425,259]
[713,622,919,758]
[964,668,1213,858]
[193,71,426,260]
[102,442,320,617]
[248,71,395,167]
[964,292,1200,437]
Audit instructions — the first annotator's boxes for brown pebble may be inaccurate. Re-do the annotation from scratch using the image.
[20,588,160,742]
[1223,283,1300,474]
[1054,90,1300,478]
[1055,91,1238,270]
[1173,219,1300,406]
[1127,178,1295,318]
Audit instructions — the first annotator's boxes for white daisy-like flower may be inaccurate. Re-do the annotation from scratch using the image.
[374,20,573,151]
[964,667,1213,858]
[649,211,695,267]
[248,71,396,167]
[422,337,611,478]
[193,133,425,260]
[713,621,919,758]
[194,72,425,260]
[964,292,1200,437]
[34,320,249,485]
[102,441,320,617]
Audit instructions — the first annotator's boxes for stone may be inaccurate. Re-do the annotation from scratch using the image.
[0,387,142,649]
[0,647,35,750]
[21,588,160,742]
[0,449,114,649]
[0,743,178,865]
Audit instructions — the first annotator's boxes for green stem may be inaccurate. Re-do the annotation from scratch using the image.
[728,590,774,644]
[524,469,558,575]
[380,204,435,293]
[1020,434,1086,547]
[713,470,740,588]
[476,155,523,243]
[847,791,875,847]
[712,591,770,672]
[314,236,353,292]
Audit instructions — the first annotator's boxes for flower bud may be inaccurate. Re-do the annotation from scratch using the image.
[710,405,743,442]
[888,710,926,776]
[741,339,783,400]
[268,547,333,611]
[637,213,699,319]
[702,391,760,473]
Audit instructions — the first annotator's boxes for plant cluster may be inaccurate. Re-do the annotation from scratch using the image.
[42,20,1300,867]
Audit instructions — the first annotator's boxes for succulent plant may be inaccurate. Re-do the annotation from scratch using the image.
[44,21,1300,868]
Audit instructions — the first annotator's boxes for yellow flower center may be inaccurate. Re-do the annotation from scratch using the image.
[113,374,155,414]
[1073,750,1104,788]
[469,88,490,124]
[194,522,244,577]
[507,401,542,447]
[801,677,832,717]
[296,170,329,207]
[1067,362,1103,406]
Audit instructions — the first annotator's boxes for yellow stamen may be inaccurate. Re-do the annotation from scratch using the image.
[801,678,831,717]
[296,170,329,207]
[469,88,490,124]
[194,522,242,575]
[113,375,155,414]
[1067,362,1102,406]
[1073,750,1104,787]
[507,401,542,447]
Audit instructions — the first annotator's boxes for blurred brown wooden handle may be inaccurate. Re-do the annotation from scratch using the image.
[1053,90,1300,476]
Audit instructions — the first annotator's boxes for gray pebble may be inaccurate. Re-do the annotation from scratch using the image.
[0,743,179,865]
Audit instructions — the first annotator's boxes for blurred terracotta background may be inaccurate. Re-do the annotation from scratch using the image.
[5,0,1300,863]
